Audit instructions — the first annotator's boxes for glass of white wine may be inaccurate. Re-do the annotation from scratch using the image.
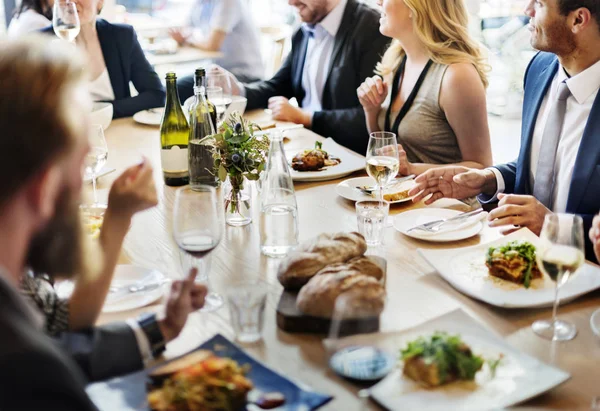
[366,132,399,204]
[532,213,585,341]
[53,0,80,43]
[85,124,109,207]
[206,73,232,125]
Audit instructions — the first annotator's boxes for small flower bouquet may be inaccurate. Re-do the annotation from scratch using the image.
[201,112,270,225]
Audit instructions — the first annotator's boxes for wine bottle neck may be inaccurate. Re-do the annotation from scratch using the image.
[165,79,181,110]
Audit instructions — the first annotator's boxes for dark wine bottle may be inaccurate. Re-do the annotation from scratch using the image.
[194,68,217,130]
[160,72,190,186]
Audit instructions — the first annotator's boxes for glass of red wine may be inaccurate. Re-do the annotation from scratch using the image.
[173,185,223,311]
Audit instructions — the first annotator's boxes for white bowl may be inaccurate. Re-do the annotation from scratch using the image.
[225,96,247,118]
[91,102,113,130]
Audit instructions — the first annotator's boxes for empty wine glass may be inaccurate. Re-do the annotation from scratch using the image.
[206,73,232,124]
[366,132,399,204]
[532,213,585,341]
[85,124,108,207]
[53,0,80,43]
[173,186,224,311]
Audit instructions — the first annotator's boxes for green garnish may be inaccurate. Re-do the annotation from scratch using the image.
[401,332,484,383]
[487,240,537,288]
[487,354,504,379]
[315,141,323,150]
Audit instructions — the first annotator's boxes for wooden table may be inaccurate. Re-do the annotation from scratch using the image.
[96,112,600,410]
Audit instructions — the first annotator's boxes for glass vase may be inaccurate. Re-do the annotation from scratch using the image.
[224,175,252,226]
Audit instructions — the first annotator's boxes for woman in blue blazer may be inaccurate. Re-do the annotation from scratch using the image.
[42,3,165,118]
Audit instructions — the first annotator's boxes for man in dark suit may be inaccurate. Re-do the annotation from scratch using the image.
[408,0,600,261]
[212,0,389,154]
[0,37,206,410]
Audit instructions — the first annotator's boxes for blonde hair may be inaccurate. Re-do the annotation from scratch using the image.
[376,0,489,88]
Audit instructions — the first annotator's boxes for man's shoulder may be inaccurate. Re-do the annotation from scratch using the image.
[527,51,558,76]
[349,0,382,31]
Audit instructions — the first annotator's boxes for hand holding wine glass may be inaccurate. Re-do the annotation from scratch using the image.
[366,132,399,203]
[85,124,109,207]
[53,0,80,43]
[173,185,224,311]
[532,213,585,341]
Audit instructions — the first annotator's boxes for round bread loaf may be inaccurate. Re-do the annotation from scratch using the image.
[277,232,367,290]
[296,271,385,318]
[315,256,384,282]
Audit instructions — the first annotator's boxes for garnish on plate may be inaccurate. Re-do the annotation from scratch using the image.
[291,141,341,172]
[400,332,484,387]
[486,240,541,288]
[147,350,253,411]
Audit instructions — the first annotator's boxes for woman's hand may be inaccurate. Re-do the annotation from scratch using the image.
[106,159,158,222]
[378,143,411,176]
[357,75,388,114]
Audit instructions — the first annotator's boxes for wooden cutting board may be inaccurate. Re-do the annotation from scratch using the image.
[276,257,386,336]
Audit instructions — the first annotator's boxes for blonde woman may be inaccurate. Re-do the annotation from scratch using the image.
[357,0,492,176]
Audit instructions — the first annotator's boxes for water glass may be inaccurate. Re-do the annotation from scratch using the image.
[356,200,389,246]
[227,282,267,343]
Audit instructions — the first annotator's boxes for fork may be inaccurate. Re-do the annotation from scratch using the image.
[406,208,484,233]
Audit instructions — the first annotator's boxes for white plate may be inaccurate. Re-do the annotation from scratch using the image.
[133,108,163,126]
[336,176,416,204]
[347,309,570,411]
[287,138,365,182]
[393,208,484,242]
[419,228,600,308]
[102,265,168,313]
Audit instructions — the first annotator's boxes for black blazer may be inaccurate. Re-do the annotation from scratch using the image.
[244,0,389,154]
[42,19,165,118]
[0,273,144,410]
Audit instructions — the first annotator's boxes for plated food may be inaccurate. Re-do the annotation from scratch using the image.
[486,241,541,288]
[291,141,341,172]
[277,232,386,319]
[401,332,484,387]
[147,350,253,411]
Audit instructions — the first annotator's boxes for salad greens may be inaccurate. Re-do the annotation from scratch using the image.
[401,332,484,383]
[487,240,537,288]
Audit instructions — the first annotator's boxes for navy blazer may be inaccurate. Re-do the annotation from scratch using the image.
[495,52,600,261]
[243,0,389,154]
[42,19,165,118]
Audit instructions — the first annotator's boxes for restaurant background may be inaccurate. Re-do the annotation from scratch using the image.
[0,0,531,164]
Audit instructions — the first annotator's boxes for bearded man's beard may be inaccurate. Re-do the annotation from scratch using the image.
[26,188,100,281]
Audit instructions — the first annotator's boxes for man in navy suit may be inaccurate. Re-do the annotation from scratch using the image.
[409,0,600,261]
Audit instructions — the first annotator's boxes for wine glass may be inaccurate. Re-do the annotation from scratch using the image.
[532,213,585,341]
[206,73,232,125]
[366,132,399,203]
[173,185,224,311]
[85,124,108,207]
[53,0,80,43]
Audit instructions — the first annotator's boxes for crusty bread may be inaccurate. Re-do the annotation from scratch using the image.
[315,256,384,282]
[277,232,367,290]
[296,271,385,318]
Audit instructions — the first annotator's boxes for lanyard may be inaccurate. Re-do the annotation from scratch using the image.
[384,56,434,134]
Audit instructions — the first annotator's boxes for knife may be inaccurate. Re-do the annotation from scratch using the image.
[406,208,485,233]
[107,277,170,303]
[356,174,416,195]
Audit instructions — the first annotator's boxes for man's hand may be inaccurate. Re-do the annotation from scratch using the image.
[488,193,552,235]
[106,159,158,221]
[208,64,244,95]
[267,96,312,127]
[168,28,190,46]
[408,166,495,204]
[158,268,208,343]
[589,214,600,262]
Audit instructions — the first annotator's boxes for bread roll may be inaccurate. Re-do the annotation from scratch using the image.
[315,256,384,282]
[296,271,385,318]
[277,232,367,290]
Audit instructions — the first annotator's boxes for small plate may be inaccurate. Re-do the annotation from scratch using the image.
[133,108,163,126]
[336,176,415,204]
[102,265,167,313]
[393,208,484,242]
[287,138,365,182]
[419,228,600,308]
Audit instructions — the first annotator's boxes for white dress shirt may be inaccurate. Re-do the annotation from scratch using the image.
[89,68,116,102]
[300,0,347,113]
[7,9,50,38]
[486,58,600,212]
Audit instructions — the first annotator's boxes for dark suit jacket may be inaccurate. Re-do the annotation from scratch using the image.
[244,0,389,154]
[495,52,600,261]
[42,19,165,118]
[0,273,144,410]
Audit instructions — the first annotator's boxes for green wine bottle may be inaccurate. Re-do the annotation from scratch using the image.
[160,72,190,186]
[194,68,217,130]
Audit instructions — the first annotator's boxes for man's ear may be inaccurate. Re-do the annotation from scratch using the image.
[571,7,592,34]
[28,165,63,221]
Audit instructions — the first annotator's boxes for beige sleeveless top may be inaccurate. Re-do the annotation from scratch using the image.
[377,62,462,165]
